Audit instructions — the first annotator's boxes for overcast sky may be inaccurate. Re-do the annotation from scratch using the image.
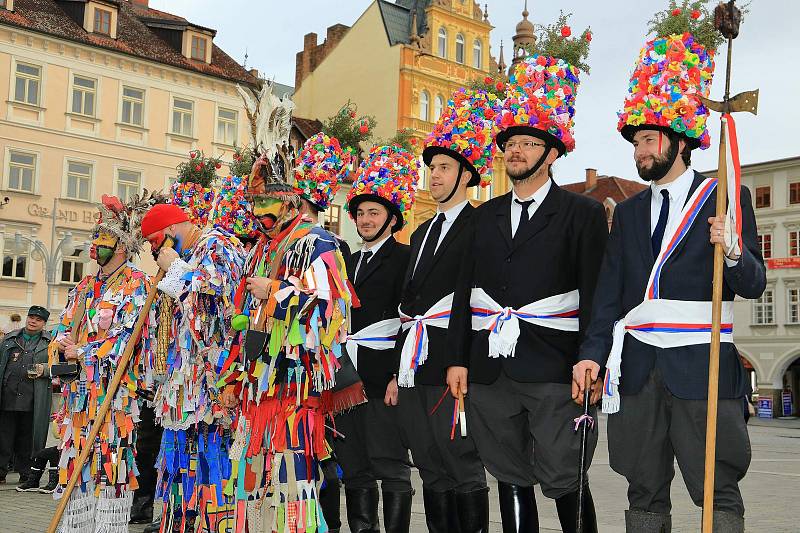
[151,0,798,184]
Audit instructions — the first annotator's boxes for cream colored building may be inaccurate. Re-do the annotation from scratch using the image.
[0,0,257,323]
[708,156,800,417]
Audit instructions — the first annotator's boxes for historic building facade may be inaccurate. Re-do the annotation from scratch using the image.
[0,0,257,321]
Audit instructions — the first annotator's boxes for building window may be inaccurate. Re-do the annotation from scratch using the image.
[0,0,7,8]
[121,86,144,126]
[14,62,41,106]
[755,186,771,208]
[419,90,429,121]
[94,8,112,35]
[752,289,774,325]
[7,150,36,193]
[61,248,85,284]
[437,27,447,58]
[191,36,207,61]
[117,169,141,202]
[473,39,482,68]
[171,98,194,136]
[790,182,800,205]
[757,232,772,259]
[217,108,238,145]
[65,161,92,201]
[455,34,465,64]
[2,239,27,280]
[71,75,96,116]
[788,288,800,325]
[434,95,444,120]
[790,230,800,257]
[324,205,341,235]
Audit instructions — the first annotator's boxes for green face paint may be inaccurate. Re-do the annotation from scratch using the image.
[96,245,115,266]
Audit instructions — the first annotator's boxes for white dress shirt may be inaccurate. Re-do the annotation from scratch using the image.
[353,235,391,280]
[412,199,469,273]
[510,179,552,237]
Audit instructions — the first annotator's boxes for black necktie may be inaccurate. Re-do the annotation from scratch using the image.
[651,189,670,258]
[356,250,372,283]
[413,213,446,282]
[515,199,535,236]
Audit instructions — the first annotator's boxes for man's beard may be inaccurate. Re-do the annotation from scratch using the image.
[507,160,539,182]
[637,141,678,182]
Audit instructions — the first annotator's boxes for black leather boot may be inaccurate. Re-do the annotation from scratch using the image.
[624,510,672,533]
[382,489,413,533]
[344,487,380,533]
[319,480,341,532]
[422,489,457,533]
[129,495,155,524]
[39,467,59,494]
[456,487,490,533]
[555,487,597,533]
[15,467,43,492]
[497,482,539,533]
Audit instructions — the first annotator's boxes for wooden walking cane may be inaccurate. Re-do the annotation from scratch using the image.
[576,369,593,533]
[697,3,758,532]
[47,267,166,533]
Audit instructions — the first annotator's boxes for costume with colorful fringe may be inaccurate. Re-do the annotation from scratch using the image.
[49,263,154,533]
[148,228,246,531]
[221,215,354,533]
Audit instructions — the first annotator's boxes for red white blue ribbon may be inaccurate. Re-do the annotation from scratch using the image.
[344,318,401,371]
[398,294,453,387]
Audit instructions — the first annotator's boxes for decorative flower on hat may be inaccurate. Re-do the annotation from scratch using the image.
[424,88,501,188]
[617,32,715,149]
[209,175,259,238]
[346,145,419,231]
[496,55,582,154]
[293,133,352,211]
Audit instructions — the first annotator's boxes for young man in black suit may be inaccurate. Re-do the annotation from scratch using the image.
[333,146,419,533]
[574,27,766,533]
[395,89,502,533]
[448,55,606,533]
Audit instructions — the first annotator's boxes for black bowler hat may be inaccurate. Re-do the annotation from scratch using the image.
[27,305,50,321]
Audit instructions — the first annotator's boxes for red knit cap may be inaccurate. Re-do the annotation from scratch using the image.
[140,204,190,237]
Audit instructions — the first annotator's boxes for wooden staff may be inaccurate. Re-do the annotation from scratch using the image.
[698,3,758,531]
[47,268,165,533]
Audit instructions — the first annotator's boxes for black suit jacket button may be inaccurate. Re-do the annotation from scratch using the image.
[506,258,511,263]
[415,294,421,301]
[501,285,507,292]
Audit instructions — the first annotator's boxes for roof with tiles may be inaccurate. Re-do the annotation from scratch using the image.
[0,0,258,86]
[561,175,647,204]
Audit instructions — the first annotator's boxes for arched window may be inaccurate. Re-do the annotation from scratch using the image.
[473,39,482,68]
[437,27,447,58]
[419,90,429,121]
[434,95,444,120]
[455,34,465,64]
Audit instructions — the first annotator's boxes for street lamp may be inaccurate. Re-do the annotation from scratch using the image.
[14,230,87,312]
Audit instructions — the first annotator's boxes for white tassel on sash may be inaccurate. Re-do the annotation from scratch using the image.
[56,490,97,533]
[94,488,134,533]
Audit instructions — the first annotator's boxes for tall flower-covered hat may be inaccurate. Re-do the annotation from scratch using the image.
[423,88,501,188]
[293,133,352,211]
[346,145,419,233]
[618,3,722,149]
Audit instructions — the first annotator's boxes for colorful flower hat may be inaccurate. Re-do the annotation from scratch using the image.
[346,145,419,233]
[208,174,259,238]
[293,133,352,211]
[169,181,215,227]
[618,32,715,149]
[496,55,582,156]
[423,88,501,188]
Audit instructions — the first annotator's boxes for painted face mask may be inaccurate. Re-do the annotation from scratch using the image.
[91,231,119,267]
[146,231,176,262]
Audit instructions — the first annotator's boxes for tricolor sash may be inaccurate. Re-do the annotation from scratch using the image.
[398,293,453,387]
[602,173,741,414]
[470,288,580,358]
[344,318,401,370]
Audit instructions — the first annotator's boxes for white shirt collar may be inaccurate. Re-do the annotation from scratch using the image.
[362,235,391,255]
[437,199,469,222]
[651,167,694,201]
[512,178,552,205]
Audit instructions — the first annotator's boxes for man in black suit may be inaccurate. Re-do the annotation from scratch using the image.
[574,37,767,531]
[449,56,607,532]
[334,162,415,533]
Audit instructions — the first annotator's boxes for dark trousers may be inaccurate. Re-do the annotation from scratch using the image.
[135,404,163,503]
[0,410,34,476]
[397,385,486,493]
[470,371,597,498]
[608,369,750,517]
[333,399,412,492]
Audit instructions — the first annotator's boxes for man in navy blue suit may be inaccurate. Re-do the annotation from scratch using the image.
[574,30,766,533]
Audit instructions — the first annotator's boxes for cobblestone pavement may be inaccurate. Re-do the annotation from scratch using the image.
[2,416,797,532]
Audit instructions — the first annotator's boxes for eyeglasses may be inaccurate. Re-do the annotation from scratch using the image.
[503,140,546,152]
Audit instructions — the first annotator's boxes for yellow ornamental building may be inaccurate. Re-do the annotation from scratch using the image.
[293,0,511,242]
[0,0,257,322]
